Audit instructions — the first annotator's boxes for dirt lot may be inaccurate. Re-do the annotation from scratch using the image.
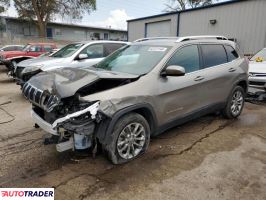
[0,65,266,200]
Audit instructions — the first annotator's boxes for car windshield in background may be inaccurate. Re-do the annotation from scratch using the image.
[51,43,84,58]
[95,45,171,75]
[22,45,31,51]
[251,49,266,61]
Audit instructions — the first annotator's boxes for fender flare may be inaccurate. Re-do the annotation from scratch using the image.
[96,103,158,145]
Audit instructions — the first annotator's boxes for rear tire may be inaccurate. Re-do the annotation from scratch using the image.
[104,113,150,164]
[222,86,245,119]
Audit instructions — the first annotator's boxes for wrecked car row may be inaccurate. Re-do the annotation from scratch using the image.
[19,36,250,164]
[1,41,128,87]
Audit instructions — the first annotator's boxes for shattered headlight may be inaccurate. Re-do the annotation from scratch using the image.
[22,65,43,74]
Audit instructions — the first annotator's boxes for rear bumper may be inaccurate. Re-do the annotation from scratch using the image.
[31,110,58,135]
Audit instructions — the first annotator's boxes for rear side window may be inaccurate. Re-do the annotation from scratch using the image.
[224,45,239,62]
[166,45,200,73]
[80,44,104,59]
[44,45,53,52]
[104,43,126,57]
[29,45,42,52]
[201,44,227,68]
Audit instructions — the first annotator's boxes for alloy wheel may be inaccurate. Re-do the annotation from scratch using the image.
[117,122,146,160]
[231,90,244,116]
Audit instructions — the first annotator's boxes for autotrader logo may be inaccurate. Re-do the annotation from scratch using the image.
[0,188,54,200]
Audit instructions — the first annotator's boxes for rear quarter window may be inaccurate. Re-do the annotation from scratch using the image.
[43,45,53,52]
[201,44,227,68]
[224,45,239,62]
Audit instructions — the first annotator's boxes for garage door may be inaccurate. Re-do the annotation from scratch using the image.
[146,20,171,37]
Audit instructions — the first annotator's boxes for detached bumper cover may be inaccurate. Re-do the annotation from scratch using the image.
[31,110,57,135]
[31,101,100,135]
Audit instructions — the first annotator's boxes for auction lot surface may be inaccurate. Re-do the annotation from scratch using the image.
[0,65,266,200]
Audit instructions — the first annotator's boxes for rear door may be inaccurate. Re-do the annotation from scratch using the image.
[198,44,237,106]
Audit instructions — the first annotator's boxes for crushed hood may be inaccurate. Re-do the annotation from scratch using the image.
[18,56,65,68]
[249,61,266,73]
[26,67,139,98]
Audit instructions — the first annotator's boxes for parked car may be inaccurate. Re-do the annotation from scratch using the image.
[0,43,57,70]
[22,36,248,164]
[0,45,24,52]
[14,41,128,86]
[0,45,25,64]
[249,48,266,89]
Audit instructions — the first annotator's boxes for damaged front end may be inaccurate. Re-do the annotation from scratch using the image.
[32,98,101,152]
[23,81,103,152]
[22,67,139,153]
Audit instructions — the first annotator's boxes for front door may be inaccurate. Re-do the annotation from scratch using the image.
[71,44,105,68]
[158,44,208,125]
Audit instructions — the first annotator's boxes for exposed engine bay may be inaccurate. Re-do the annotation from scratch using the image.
[23,67,139,152]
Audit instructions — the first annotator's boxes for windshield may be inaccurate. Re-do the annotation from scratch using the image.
[251,49,266,61]
[95,45,171,75]
[51,43,84,58]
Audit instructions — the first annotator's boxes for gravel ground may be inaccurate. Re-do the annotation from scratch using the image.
[0,65,266,200]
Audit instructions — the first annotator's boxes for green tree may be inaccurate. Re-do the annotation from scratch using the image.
[164,0,219,12]
[0,0,10,13]
[2,0,96,37]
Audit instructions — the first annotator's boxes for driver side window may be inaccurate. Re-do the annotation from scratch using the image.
[80,44,104,59]
[166,45,200,73]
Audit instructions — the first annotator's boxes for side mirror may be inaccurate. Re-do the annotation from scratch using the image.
[78,54,88,60]
[162,65,185,77]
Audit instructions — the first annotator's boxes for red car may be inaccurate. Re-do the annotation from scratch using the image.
[0,43,57,69]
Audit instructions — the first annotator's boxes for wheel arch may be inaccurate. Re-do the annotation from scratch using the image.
[237,80,248,93]
[96,103,158,146]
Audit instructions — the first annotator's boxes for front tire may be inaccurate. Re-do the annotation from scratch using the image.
[104,113,150,164]
[223,86,245,119]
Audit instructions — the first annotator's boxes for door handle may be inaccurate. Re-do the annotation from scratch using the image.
[228,68,236,72]
[194,76,205,81]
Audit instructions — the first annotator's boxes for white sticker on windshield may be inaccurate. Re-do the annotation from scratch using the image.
[148,47,167,52]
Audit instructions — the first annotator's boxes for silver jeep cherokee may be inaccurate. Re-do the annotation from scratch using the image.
[23,36,249,164]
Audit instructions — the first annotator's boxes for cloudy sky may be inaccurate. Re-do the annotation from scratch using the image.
[3,0,228,30]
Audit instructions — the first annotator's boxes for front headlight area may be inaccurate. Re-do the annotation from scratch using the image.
[22,65,43,74]
[21,66,43,82]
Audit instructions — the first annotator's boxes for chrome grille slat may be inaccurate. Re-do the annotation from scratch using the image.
[22,83,28,94]
[25,85,31,98]
[27,86,33,99]
[39,91,44,105]
[22,83,60,112]
[33,89,38,102]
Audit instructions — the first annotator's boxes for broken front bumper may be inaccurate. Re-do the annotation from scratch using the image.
[31,102,100,152]
[31,110,57,135]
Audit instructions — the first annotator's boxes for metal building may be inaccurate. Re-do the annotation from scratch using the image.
[127,0,266,54]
